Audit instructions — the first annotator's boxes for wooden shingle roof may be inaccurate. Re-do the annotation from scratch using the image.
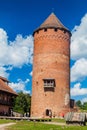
[0,77,17,96]
[33,13,71,35]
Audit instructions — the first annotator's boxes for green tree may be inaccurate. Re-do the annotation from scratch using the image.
[76,100,82,109]
[25,93,31,113]
[82,102,87,110]
[13,91,31,115]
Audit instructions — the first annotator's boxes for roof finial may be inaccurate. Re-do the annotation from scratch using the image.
[52,8,54,13]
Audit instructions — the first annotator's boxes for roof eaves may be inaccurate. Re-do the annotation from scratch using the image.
[33,26,71,36]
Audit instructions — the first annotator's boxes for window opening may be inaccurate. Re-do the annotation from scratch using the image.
[43,79,55,88]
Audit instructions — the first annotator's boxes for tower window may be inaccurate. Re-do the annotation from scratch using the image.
[43,79,55,88]
[54,28,57,32]
[44,28,47,32]
[37,31,39,34]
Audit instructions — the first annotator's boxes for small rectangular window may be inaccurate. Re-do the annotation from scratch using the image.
[54,28,57,32]
[43,79,55,88]
[44,28,47,32]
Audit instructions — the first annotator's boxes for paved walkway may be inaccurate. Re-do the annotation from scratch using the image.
[0,123,16,130]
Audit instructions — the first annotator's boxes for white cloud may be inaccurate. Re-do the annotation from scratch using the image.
[71,58,87,82]
[9,79,30,94]
[71,83,87,96]
[25,78,30,83]
[71,13,87,60]
[0,28,33,78]
[81,97,87,104]
[71,14,87,82]
[0,28,33,67]
[0,66,9,78]
[29,71,33,76]
[0,28,8,44]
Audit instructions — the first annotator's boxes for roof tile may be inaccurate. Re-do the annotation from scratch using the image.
[0,78,17,95]
[33,13,71,35]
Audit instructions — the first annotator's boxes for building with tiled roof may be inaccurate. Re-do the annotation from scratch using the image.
[0,76,17,116]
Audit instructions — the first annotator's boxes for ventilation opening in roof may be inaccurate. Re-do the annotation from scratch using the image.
[44,28,47,32]
[54,28,57,32]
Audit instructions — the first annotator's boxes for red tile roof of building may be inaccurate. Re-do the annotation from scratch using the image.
[0,77,17,96]
[0,76,10,83]
[33,12,71,35]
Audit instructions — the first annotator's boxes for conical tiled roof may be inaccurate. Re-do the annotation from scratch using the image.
[0,77,17,96]
[33,13,71,35]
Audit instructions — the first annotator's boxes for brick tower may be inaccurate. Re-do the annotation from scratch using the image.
[31,13,71,118]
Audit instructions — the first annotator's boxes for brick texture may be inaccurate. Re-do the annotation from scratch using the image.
[31,28,70,118]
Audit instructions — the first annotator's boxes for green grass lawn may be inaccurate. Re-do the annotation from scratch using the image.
[5,120,87,130]
[52,118,65,123]
[0,119,14,124]
[0,119,87,130]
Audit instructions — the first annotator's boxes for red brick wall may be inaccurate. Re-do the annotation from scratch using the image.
[31,28,70,118]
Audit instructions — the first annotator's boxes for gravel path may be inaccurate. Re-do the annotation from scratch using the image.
[0,123,16,130]
[43,122,66,126]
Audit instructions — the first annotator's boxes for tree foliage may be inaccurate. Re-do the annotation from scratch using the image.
[13,91,31,115]
[82,102,87,110]
[76,100,82,108]
[76,100,87,110]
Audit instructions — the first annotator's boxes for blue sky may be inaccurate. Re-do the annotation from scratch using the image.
[0,0,87,103]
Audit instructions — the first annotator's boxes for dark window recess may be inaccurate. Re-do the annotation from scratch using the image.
[54,28,57,32]
[44,28,47,32]
[43,79,55,88]
[37,31,39,34]
[63,30,66,33]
